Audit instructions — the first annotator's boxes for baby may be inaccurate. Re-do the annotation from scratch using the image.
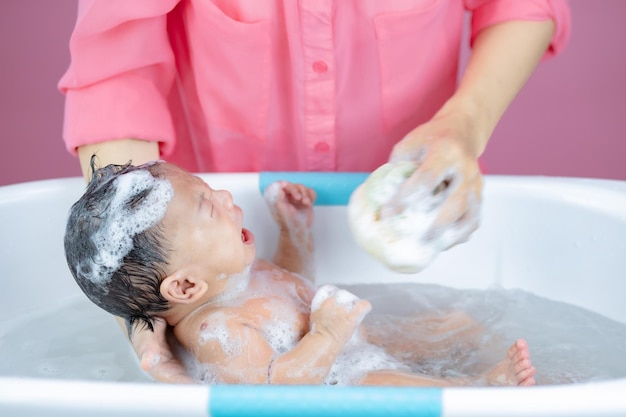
[64,160,536,386]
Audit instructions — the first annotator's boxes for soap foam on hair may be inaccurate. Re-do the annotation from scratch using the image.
[82,170,173,286]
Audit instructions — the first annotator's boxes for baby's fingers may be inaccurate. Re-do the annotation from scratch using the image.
[283,183,316,207]
[311,284,338,312]
[333,289,371,317]
[312,285,371,321]
[351,298,373,323]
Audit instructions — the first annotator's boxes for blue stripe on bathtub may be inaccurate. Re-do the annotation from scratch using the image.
[259,172,369,206]
[208,385,442,417]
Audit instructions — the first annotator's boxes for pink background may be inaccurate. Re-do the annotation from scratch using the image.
[0,0,624,186]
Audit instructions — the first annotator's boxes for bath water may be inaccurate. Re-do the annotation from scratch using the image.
[0,297,151,382]
[350,283,626,385]
[1,283,625,385]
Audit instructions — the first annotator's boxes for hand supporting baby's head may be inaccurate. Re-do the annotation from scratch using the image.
[64,158,174,332]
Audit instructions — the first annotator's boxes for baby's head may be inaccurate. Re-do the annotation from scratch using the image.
[65,159,174,331]
[65,159,256,331]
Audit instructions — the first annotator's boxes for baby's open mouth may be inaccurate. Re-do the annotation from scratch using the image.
[241,228,254,244]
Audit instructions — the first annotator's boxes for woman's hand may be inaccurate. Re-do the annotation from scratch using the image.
[347,110,483,273]
[130,318,194,384]
[387,110,483,248]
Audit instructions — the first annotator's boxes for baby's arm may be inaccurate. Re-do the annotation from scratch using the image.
[264,181,317,281]
[269,286,371,384]
[194,287,370,385]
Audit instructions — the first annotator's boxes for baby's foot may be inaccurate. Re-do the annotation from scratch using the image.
[484,339,536,386]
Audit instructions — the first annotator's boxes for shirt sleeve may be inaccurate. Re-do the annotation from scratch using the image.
[464,0,571,59]
[58,0,180,156]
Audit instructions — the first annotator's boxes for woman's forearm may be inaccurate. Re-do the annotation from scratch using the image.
[440,20,555,157]
[77,138,160,182]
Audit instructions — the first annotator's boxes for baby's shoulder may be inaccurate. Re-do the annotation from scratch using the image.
[252,259,315,299]
[253,258,311,284]
[253,258,282,273]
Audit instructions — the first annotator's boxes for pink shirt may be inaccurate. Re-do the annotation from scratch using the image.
[59,0,570,173]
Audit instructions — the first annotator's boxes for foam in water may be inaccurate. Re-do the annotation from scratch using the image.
[3,282,626,386]
[326,341,407,385]
[81,170,173,286]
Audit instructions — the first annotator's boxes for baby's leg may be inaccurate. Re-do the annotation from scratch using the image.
[359,369,469,387]
[365,310,484,363]
[359,339,535,387]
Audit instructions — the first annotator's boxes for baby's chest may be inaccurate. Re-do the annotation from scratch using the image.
[249,295,310,354]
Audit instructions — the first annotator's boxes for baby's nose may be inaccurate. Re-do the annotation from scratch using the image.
[216,190,234,208]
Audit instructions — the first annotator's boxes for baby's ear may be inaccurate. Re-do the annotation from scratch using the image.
[160,272,208,304]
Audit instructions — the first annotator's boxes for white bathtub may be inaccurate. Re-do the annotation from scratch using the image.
[1,173,625,417]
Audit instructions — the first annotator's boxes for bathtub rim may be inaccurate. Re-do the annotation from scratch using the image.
[1,376,625,417]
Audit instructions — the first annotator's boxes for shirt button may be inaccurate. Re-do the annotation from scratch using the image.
[314,142,330,153]
[312,60,328,73]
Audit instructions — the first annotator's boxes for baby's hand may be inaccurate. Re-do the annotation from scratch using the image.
[264,181,317,231]
[309,285,372,346]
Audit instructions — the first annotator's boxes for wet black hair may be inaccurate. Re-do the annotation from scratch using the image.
[64,156,171,332]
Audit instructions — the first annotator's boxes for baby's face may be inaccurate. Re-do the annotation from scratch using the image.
[159,164,256,283]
